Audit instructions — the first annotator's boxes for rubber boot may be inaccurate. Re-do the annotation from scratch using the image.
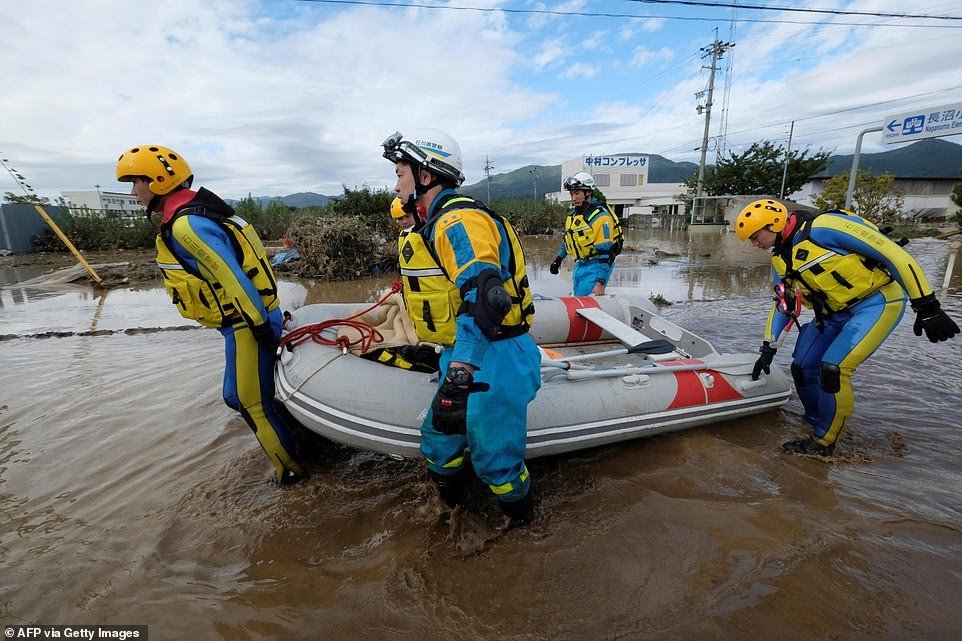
[277,468,307,486]
[429,470,466,508]
[782,436,835,457]
[499,489,535,529]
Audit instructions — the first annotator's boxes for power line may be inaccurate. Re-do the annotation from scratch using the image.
[624,0,962,22]
[297,0,962,29]
[670,83,962,154]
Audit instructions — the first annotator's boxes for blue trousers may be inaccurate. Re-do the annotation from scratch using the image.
[791,281,905,446]
[572,259,610,296]
[421,334,542,503]
[221,307,303,478]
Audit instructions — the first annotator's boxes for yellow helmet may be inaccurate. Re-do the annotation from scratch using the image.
[390,197,406,219]
[735,199,788,241]
[115,145,193,196]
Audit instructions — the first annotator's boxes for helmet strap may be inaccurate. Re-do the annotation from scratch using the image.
[415,165,448,196]
[402,193,419,216]
[146,194,162,215]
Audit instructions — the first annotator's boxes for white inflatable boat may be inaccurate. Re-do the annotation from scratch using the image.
[275,295,791,459]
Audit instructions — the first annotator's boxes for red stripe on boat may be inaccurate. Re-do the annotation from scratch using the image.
[668,371,707,408]
[666,361,745,408]
[560,296,603,342]
[705,371,743,403]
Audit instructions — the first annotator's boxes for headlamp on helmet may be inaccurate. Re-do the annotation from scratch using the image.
[115,145,193,196]
[564,171,595,192]
[381,128,465,186]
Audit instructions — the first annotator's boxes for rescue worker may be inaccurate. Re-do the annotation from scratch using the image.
[735,199,959,456]
[390,195,418,232]
[549,171,622,296]
[382,128,541,526]
[115,145,305,484]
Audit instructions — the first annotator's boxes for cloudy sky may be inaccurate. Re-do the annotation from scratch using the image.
[2,0,961,201]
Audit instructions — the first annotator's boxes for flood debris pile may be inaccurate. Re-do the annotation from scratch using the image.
[285,215,397,281]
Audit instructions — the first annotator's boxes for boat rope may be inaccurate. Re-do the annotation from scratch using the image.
[280,281,403,353]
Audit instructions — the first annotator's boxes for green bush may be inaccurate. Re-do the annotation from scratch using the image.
[486,197,567,234]
[33,209,157,251]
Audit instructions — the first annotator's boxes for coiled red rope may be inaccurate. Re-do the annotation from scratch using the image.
[280,282,403,353]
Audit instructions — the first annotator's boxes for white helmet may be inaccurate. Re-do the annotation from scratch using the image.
[382,128,465,186]
[564,171,595,191]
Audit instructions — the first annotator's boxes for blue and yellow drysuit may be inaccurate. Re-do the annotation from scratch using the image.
[557,198,622,295]
[766,210,937,448]
[157,187,304,482]
[399,191,540,504]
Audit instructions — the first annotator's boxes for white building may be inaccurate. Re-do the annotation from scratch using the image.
[549,154,687,219]
[793,177,958,222]
[62,189,144,216]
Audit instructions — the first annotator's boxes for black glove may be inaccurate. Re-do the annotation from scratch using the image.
[911,294,960,343]
[752,342,777,381]
[251,321,279,353]
[549,256,564,275]
[431,368,490,435]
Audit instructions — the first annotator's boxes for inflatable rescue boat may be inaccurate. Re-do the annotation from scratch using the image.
[275,295,792,459]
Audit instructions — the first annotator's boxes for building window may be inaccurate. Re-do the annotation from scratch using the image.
[620,174,636,187]
[595,173,610,187]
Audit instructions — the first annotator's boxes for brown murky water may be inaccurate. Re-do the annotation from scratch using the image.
[2,228,961,640]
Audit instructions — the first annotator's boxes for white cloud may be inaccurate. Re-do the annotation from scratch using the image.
[559,62,601,80]
[531,39,566,72]
[630,46,675,67]
[641,17,666,33]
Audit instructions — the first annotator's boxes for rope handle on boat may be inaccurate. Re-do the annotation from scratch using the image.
[280,282,403,353]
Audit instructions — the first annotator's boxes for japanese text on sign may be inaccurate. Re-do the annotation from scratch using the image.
[584,155,648,167]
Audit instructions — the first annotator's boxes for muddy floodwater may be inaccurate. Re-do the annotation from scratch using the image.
[1,228,961,641]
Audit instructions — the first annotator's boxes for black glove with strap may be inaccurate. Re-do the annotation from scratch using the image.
[911,294,960,343]
[752,341,777,381]
[549,255,564,275]
[431,366,490,435]
[251,321,280,354]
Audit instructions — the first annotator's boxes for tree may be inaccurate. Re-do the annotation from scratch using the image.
[4,191,51,205]
[811,170,905,227]
[684,140,831,197]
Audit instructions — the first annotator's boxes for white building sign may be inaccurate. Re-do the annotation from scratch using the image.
[882,103,962,144]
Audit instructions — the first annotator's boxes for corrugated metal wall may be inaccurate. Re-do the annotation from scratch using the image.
[0,204,54,253]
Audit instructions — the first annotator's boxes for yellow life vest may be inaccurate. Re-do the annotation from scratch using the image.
[773,214,892,314]
[563,202,622,260]
[156,212,279,328]
[398,195,535,345]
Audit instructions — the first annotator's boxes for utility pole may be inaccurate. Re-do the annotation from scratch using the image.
[695,35,733,200]
[779,120,794,199]
[529,167,539,201]
[484,156,494,202]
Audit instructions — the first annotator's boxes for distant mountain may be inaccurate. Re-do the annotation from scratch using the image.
[225,192,331,208]
[460,154,699,201]
[817,138,962,179]
[461,164,562,202]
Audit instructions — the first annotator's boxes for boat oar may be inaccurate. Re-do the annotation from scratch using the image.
[555,339,676,365]
[542,357,755,380]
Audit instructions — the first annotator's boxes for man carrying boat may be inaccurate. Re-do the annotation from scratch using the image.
[116,145,306,485]
[383,128,541,526]
[735,199,959,456]
[549,171,623,296]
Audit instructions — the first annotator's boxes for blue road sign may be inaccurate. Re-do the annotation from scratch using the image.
[883,102,962,144]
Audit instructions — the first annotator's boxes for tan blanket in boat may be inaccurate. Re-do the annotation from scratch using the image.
[335,293,422,356]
